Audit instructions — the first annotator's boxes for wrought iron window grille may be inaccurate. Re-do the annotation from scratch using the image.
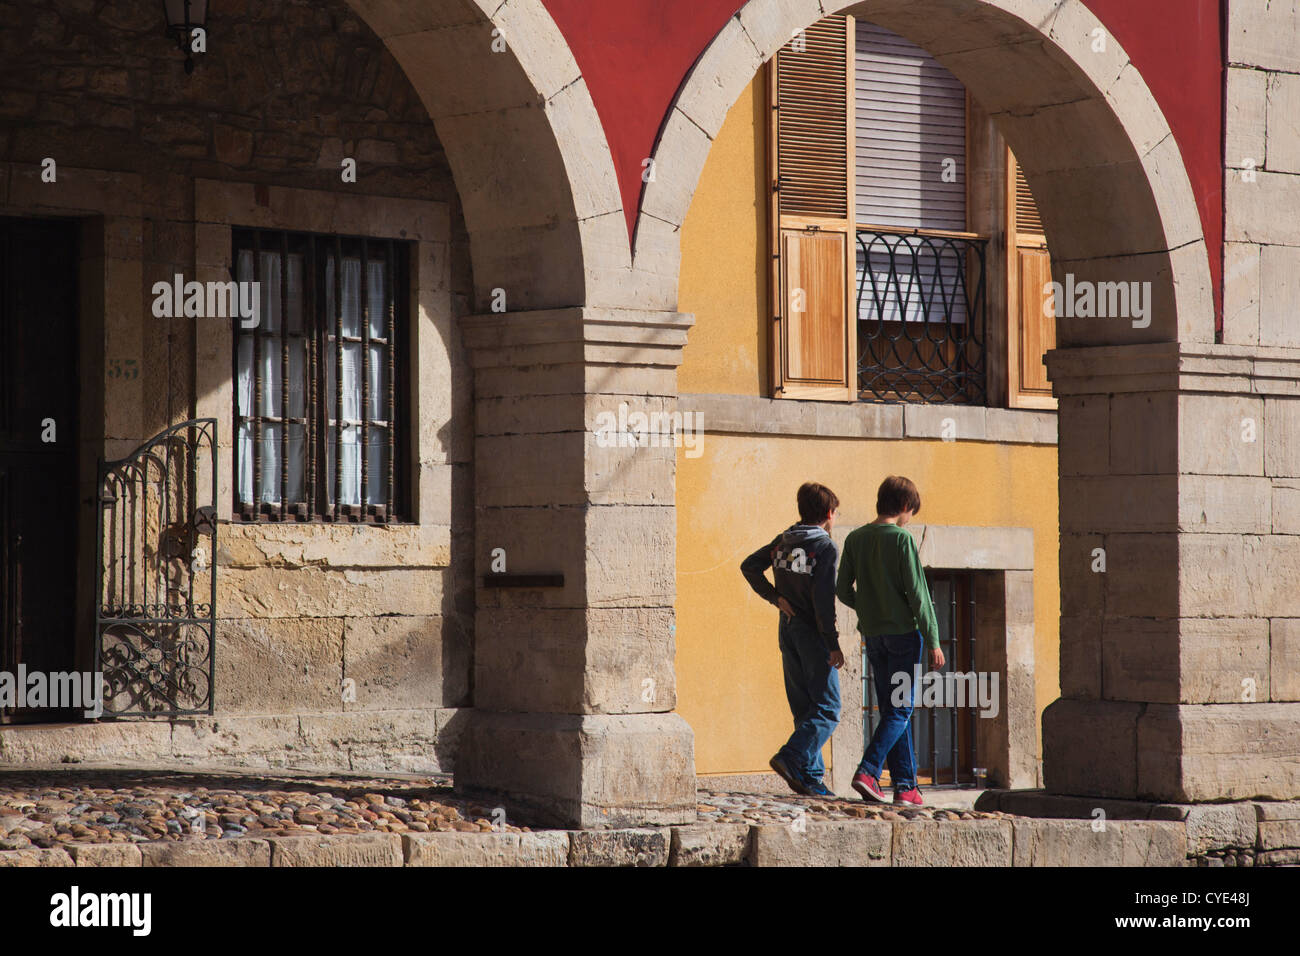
[231,228,411,524]
[855,228,989,406]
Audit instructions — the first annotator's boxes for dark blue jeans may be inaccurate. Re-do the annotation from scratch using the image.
[777,614,841,785]
[859,630,924,792]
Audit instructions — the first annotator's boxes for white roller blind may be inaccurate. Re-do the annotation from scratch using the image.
[854,21,966,231]
[855,21,968,324]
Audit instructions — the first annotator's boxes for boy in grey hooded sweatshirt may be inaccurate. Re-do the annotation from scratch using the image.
[741,482,844,797]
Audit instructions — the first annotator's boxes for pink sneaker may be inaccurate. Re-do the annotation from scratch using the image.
[894,787,924,806]
[852,771,888,803]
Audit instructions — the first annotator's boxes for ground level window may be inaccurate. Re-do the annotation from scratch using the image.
[862,570,979,788]
[232,229,410,522]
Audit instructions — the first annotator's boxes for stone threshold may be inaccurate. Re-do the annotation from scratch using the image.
[698,772,987,810]
[3,772,1294,867]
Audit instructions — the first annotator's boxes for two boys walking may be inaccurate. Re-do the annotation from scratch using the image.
[740,477,942,804]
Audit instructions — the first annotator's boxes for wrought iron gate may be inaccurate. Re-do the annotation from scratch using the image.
[94,419,217,716]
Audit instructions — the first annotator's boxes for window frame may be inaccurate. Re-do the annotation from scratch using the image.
[230,226,413,524]
[768,17,1056,410]
[861,570,979,787]
[849,21,987,404]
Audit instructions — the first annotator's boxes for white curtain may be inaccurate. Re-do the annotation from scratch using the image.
[365,259,389,502]
[236,244,389,511]
[235,249,306,506]
[325,255,387,506]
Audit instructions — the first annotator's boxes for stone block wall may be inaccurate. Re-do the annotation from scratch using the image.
[0,0,475,769]
[1225,0,1300,349]
[1223,2,1300,746]
[1047,345,1300,801]
[1035,2,1300,802]
[0,0,473,437]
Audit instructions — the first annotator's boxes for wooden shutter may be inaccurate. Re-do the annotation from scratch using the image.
[1006,153,1057,407]
[1014,163,1044,235]
[770,15,856,401]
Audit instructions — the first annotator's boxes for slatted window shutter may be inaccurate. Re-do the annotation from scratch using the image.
[1014,163,1045,236]
[770,15,856,401]
[1007,155,1057,406]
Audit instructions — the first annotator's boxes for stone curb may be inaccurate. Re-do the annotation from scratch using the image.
[404,830,570,866]
[269,832,404,867]
[980,791,1300,862]
[0,815,1227,867]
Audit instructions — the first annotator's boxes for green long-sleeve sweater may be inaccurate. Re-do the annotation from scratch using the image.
[835,522,940,650]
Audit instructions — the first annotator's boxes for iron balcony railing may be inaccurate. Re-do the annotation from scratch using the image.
[855,228,989,406]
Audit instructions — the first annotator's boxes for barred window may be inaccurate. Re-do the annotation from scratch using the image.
[232,229,410,522]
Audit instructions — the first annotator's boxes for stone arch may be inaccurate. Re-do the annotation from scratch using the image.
[345,0,631,311]
[640,0,1215,345]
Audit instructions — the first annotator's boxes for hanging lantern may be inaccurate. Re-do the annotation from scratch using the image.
[163,0,209,74]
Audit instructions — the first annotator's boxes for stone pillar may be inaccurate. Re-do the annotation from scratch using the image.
[454,307,698,828]
[1041,0,1300,805]
[1046,343,1300,802]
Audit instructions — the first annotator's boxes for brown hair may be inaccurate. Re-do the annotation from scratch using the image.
[876,476,921,517]
[797,482,840,524]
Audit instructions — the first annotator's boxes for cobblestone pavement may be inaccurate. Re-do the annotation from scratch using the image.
[0,769,1004,850]
[0,770,519,850]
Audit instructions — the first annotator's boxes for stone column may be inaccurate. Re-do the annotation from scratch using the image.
[1041,0,1300,805]
[1046,343,1300,802]
[454,307,698,828]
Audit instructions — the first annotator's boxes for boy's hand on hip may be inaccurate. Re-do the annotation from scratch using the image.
[777,597,795,619]
[828,650,845,670]
[930,647,945,669]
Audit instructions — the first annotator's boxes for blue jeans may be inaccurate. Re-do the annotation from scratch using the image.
[859,630,924,792]
[777,614,841,785]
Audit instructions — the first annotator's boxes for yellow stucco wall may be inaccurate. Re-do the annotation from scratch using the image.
[677,77,768,397]
[675,75,1062,776]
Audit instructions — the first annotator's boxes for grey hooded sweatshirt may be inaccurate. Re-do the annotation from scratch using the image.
[741,524,840,653]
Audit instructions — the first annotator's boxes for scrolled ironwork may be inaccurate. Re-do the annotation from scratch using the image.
[95,419,217,717]
[856,229,988,405]
[99,621,212,714]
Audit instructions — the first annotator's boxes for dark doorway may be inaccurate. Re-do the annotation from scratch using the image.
[0,215,80,723]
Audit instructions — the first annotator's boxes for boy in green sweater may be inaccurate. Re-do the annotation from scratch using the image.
[835,476,944,806]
